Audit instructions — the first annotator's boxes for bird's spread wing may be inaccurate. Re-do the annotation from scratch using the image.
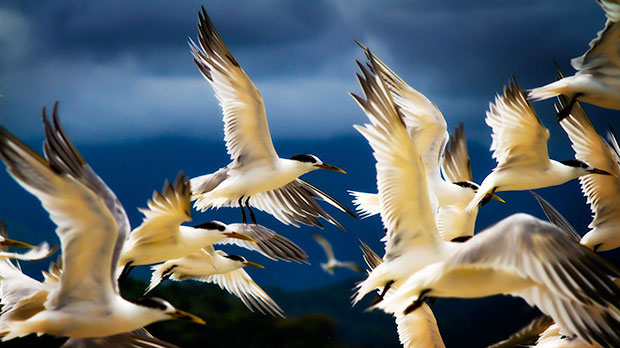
[352,57,440,261]
[217,224,308,263]
[395,303,446,348]
[441,122,472,183]
[597,0,620,22]
[0,258,46,321]
[348,190,381,219]
[486,79,550,168]
[0,106,126,308]
[571,19,620,76]
[558,97,620,247]
[188,264,284,318]
[487,315,553,348]
[446,214,620,308]
[61,328,180,348]
[244,178,354,231]
[130,173,191,247]
[311,232,334,262]
[190,7,277,166]
[360,45,448,178]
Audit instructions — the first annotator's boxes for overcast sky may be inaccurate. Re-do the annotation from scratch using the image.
[0,0,611,146]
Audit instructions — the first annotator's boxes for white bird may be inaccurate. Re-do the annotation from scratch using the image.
[0,104,204,340]
[119,173,257,270]
[350,46,501,240]
[374,214,620,348]
[359,241,445,348]
[311,232,363,275]
[0,221,56,261]
[529,0,620,118]
[188,7,355,229]
[466,78,613,212]
[146,245,284,318]
[557,93,620,251]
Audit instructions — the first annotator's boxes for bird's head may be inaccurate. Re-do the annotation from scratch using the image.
[131,297,205,324]
[289,154,346,174]
[192,220,256,243]
[222,254,264,269]
[560,159,616,176]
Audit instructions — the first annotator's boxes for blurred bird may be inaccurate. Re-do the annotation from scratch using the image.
[146,245,284,317]
[119,173,256,274]
[0,104,204,340]
[61,328,180,348]
[466,78,613,212]
[529,0,620,119]
[311,232,363,275]
[188,7,354,229]
[0,221,56,261]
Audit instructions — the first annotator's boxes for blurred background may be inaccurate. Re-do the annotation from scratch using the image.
[0,1,618,347]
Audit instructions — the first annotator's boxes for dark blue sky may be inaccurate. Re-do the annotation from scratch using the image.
[0,0,618,294]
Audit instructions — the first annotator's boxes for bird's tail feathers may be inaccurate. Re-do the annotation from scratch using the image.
[348,191,380,219]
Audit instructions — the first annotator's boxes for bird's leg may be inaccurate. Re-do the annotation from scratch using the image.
[370,279,395,307]
[245,197,257,224]
[118,261,135,284]
[238,197,247,224]
[404,288,432,315]
[556,93,583,122]
[480,187,498,207]
[161,265,178,282]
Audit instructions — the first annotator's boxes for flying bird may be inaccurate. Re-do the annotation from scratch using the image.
[311,232,363,275]
[529,0,620,119]
[146,245,284,318]
[0,104,204,340]
[466,78,613,212]
[188,7,355,229]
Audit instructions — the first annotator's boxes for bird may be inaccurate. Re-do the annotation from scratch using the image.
[374,214,620,348]
[0,103,204,340]
[350,45,502,241]
[466,78,613,212]
[487,315,554,348]
[119,172,258,272]
[60,328,180,348]
[557,91,620,251]
[0,220,56,261]
[145,245,284,318]
[529,0,620,119]
[359,241,445,348]
[311,232,363,275]
[187,7,355,229]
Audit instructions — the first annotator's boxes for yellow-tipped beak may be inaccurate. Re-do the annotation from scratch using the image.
[243,261,264,269]
[0,238,33,248]
[225,232,257,243]
[170,309,206,325]
[491,194,505,203]
[319,163,347,174]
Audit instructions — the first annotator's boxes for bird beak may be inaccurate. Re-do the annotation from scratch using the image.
[243,261,264,269]
[588,168,617,177]
[490,193,505,203]
[318,163,347,174]
[169,309,206,325]
[225,232,257,243]
[0,238,33,248]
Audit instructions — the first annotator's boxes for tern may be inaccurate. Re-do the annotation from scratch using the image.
[311,232,363,275]
[188,7,355,229]
[119,173,257,271]
[146,245,284,318]
[0,221,56,261]
[466,78,613,212]
[0,104,204,340]
[529,0,620,119]
[557,93,620,251]
[350,46,501,240]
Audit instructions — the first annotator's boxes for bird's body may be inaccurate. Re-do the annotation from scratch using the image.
[467,79,611,212]
[0,105,203,341]
[188,7,353,228]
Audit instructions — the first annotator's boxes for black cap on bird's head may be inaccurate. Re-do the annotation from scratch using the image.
[560,159,615,176]
[132,297,206,324]
[290,154,346,174]
[223,254,264,268]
